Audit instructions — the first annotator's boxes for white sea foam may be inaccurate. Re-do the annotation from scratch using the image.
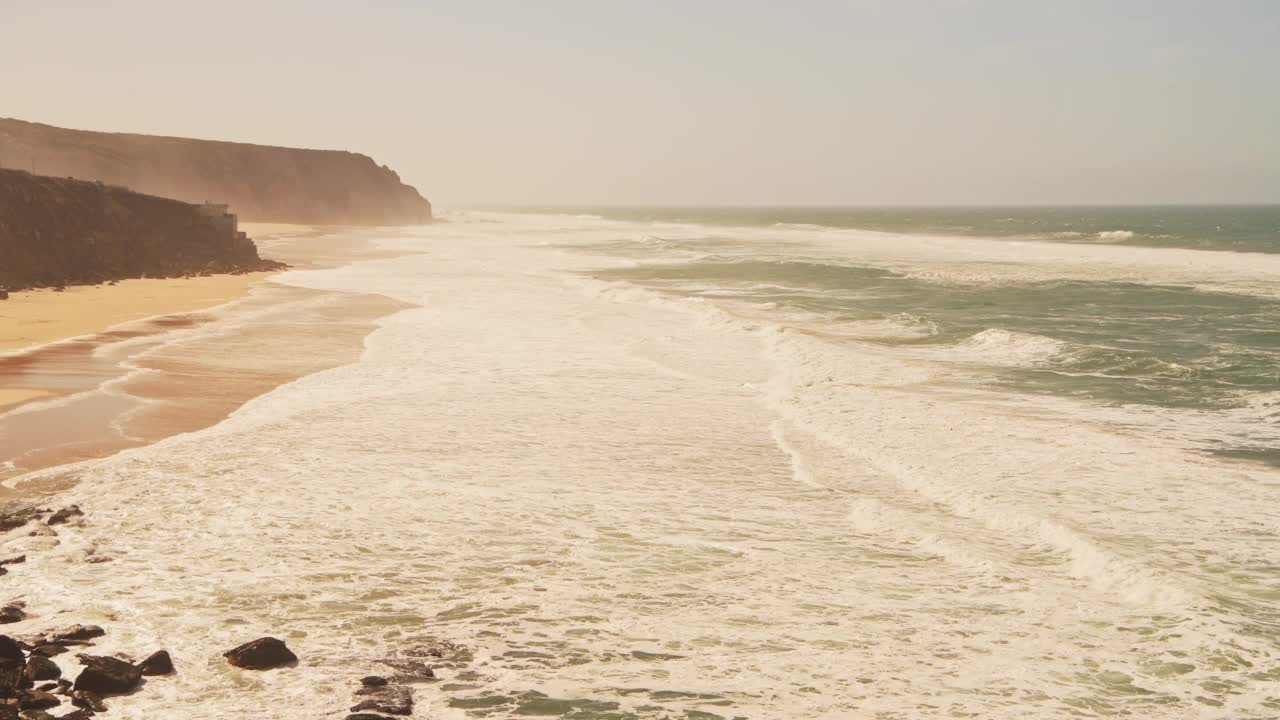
[945,327,1073,365]
[7,212,1279,719]
[1096,229,1136,242]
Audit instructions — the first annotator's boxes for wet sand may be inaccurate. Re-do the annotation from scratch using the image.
[0,388,52,411]
[0,225,412,496]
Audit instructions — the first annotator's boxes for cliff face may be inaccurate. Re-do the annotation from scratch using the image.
[0,118,432,225]
[0,169,284,291]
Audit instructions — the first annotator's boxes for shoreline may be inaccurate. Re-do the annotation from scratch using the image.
[0,274,272,357]
[0,225,411,496]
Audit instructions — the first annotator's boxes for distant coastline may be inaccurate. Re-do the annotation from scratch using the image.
[0,117,433,225]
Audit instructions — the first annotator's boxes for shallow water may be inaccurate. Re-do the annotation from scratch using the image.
[4,211,1279,719]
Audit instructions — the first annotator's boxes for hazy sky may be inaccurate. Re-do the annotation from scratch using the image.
[3,1,1278,206]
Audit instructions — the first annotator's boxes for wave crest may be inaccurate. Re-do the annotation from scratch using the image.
[1096,230,1136,242]
[951,328,1071,366]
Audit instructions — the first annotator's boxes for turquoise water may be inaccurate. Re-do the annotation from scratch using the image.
[526,206,1280,465]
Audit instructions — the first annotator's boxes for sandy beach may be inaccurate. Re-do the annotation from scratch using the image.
[0,274,268,356]
[0,225,409,494]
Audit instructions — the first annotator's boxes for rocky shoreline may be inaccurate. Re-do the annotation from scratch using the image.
[1,502,464,719]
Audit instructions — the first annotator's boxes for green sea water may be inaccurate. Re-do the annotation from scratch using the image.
[525,205,1280,465]
[528,205,1280,253]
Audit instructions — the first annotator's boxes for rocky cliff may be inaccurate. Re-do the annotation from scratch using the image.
[0,118,432,225]
[0,169,284,291]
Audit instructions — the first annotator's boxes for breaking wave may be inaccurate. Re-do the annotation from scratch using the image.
[1096,230,1136,242]
[947,328,1072,366]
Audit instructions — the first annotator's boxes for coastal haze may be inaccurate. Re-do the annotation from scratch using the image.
[3,1,1279,205]
[2,3,1279,720]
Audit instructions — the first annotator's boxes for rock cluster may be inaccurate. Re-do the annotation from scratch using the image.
[43,508,83,528]
[0,502,175,717]
[0,501,481,718]
[0,625,171,718]
[346,675,414,719]
[0,504,84,536]
[337,640,473,719]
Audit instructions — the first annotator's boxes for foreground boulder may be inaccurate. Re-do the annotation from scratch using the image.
[0,635,23,696]
[0,604,24,625]
[72,655,142,695]
[223,638,296,670]
[138,650,174,676]
[23,656,60,682]
[45,506,83,526]
[50,626,104,644]
[70,689,107,712]
[30,644,68,658]
[0,505,42,533]
[17,689,59,711]
[351,683,413,716]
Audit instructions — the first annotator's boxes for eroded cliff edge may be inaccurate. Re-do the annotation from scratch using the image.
[0,169,284,291]
[0,118,432,225]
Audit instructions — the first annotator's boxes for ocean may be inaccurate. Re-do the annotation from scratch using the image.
[7,207,1280,718]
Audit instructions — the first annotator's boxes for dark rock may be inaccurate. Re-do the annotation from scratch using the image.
[83,557,112,565]
[32,684,56,694]
[49,627,102,645]
[404,640,472,667]
[0,505,41,533]
[72,655,140,696]
[375,641,469,683]
[350,684,413,716]
[45,507,82,526]
[0,557,23,567]
[377,658,434,682]
[222,638,296,670]
[19,710,56,720]
[29,646,66,659]
[69,689,106,712]
[1,636,24,697]
[51,680,70,695]
[21,658,58,683]
[360,675,388,688]
[56,712,95,720]
[137,650,173,676]
[345,715,395,720]
[16,691,57,711]
[0,605,25,626]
